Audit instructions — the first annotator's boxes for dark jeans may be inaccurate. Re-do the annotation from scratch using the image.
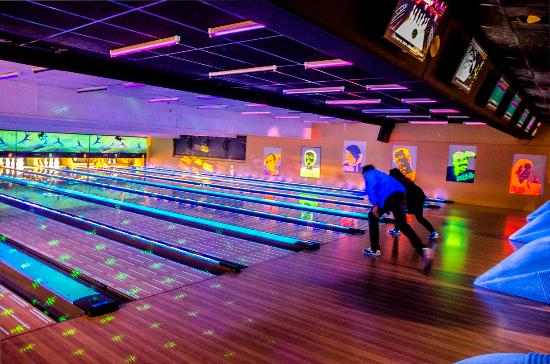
[409,199,435,234]
[368,192,425,254]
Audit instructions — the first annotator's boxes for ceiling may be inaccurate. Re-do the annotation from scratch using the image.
[478,0,549,122]
[0,0,476,126]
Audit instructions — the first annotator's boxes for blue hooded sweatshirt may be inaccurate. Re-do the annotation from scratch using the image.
[363,168,405,207]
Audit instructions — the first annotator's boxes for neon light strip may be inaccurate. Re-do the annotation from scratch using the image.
[389,115,431,118]
[148,97,179,103]
[26,168,357,234]
[273,115,301,119]
[122,82,145,87]
[283,86,344,95]
[365,84,407,91]
[401,98,437,103]
[245,103,268,107]
[326,99,381,105]
[76,86,108,93]
[196,104,229,109]
[209,65,276,78]
[110,36,180,57]
[0,174,304,247]
[409,121,448,124]
[430,108,460,114]
[104,166,367,205]
[304,59,353,69]
[363,108,410,114]
[463,122,486,125]
[447,115,470,119]
[318,116,335,119]
[31,67,50,73]
[209,21,265,37]
[92,167,370,216]
[0,71,19,80]
[241,111,271,115]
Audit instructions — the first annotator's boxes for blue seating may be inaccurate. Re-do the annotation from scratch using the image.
[509,210,550,245]
[456,352,550,364]
[526,200,550,222]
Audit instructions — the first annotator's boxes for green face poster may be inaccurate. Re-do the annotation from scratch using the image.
[446,145,477,183]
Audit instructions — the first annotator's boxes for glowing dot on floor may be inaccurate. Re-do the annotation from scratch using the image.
[62,328,76,337]
[10,325,25,334]
[162,277,175,285]
[150,322,160,329]
[125,354,137,362]
[187,310,198,317]
[226,299,235,305]
[71,269,81,278]
[105,258,117,266]
[99,315,114,324]
[203,329,214,336]
[95,244,106,251]
[245,318,255,325]
[174,293,187,300]
[137,304,151,312]
[163,341,176,349]
[210,283,221,289]
[48,239,60,246]
[45,296,56,306]
[112,335,123,342]
[1,308,14,316]
[116,273,129,280]
[72,348,85,357]
[150,263,162,269]
[19,344,35,353]
[224,351,236,358]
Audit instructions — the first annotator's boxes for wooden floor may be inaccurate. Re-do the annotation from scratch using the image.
[1,204,549,363]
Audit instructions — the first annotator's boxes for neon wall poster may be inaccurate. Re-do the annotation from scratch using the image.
[343,141,366,173]
[391,145,418,182]
[486,77,509,111]
[300,147,321,179]
[503,94,522,121]
[510,154,546,196]
[446,145,477,183]
[452,39,488,93]
[263,147,281,176]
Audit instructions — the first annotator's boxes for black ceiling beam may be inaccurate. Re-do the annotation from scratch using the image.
[0,40,385,127]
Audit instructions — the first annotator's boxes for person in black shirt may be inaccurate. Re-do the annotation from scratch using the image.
[389,168,438,239]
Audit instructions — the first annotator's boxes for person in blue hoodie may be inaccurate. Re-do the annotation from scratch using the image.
[362,165,433,271]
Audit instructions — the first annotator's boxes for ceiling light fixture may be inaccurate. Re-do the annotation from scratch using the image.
[110,36,180,58]
[318,116,335,119]
[389,115,431,118]
[196,104,229,109]
[241,111,271,115]
[148,97,179,103]
[31,67,50,73]
[76,86,108,93]
[208,21,265,37]
[122,82,145,88]
[326,99,381,105]
[283,86,344,95]
[365,84,408,91]
[245,103,268,107]
[0,71,20,80]
[463,122,486,125]
[209,65,276,78]
[401,98,437,104]
[409,121,448,125]
[304,59,353,69]
[430,108,460,114]
[362,108,410,114]
[273,115,302,119]
[447,115,470,119]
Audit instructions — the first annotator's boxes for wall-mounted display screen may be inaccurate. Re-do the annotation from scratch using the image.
[486,77,509,111]
[516,109,530,128]
[446,145,477,183]
[503,93,522,121]
[391,145,417,182]
[384,0,448,61]
[173,135,246,161]
[452,39,488,93]
[300,147,321,179]
[525,116,537,133]
[510,154,546,195]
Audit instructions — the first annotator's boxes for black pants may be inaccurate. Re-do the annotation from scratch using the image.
[368,192,425,254]
[409,199,435,234]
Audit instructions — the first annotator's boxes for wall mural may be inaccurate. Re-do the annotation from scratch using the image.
[392,145,417,182]
[300,147,321,179]
[263,147,281,176]
[446,145,477,183]
[510,154,546,196]
[343,141,366,173]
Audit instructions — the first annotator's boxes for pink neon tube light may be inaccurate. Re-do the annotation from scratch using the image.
[304,59,353,69]
[209,21,265,37]
[110,36,180,58]
[326,99,381,105]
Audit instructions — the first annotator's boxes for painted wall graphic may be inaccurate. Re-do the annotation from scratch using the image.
[392,145,417,182]
[343,141,366,173]
[300,147,321,179]
[510,154,546,196]
[89,135,146,155]
[384,0,448,61]
[446,145,477,183]
[15,132,90,154]
[263,147,281,176]
[0,130,17,153]
[452,39,488,93]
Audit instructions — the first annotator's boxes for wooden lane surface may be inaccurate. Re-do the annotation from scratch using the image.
[1,204,549,363]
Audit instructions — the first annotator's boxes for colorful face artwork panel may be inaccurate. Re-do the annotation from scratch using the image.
[263,147,281,176]
[300,147,321,179]
[510,154,546,196]
[392,145,418,182]
[343,141,366,173]
[446,145,477,183]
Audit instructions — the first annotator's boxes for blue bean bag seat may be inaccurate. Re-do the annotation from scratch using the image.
[456,352,550,364]
[474,236,550,304]
[527,200,550,222]
[509,210,550,245]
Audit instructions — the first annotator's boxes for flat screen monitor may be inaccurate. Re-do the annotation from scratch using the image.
[486,77,509,111]
[174,135,246,161]
[452,39,488,93]
[503,93,522,121]
[525,116,537,133]
[516,109,529,128]
[384,0,448,61]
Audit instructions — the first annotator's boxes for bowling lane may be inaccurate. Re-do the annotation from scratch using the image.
[0,182,292,267]
[0,202,213,300]
[91,167,370,213]
[28,172,353,243]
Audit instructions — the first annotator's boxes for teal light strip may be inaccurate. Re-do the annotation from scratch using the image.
[0,175,301,247]
[81,168,369,220]
[0,241,98,302]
